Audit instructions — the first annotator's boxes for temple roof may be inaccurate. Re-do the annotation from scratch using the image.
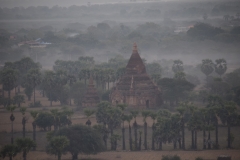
[126,43,146,74]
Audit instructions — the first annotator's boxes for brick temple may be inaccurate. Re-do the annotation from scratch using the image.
[110,43,162,108]
[82,76,100,107]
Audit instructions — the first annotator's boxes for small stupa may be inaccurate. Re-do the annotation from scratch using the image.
[82,76,100,107]
[110,43,162,108]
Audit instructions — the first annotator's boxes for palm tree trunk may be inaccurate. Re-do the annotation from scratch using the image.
[208,130,211,149]
[181,118,185,150]
[8,90,11,99]
[122,127,125,150]
[215,123,219,149]
[72,153,78,160]
[129,124,132,151]
[191,130,194,149]
[203,129,206,149]
[151,123,155,150]
[158,138,162,150]
[134,122,138,150]
[32,121,36,151]
[18,86,20,93]
[23,150,26,160]
[139,133,142,150]
[22,117,26,137]
[195,130,197,149]
[33,86,35,106]
[11,120,14,144]
[58,153,61,160]
[174,140,177,149]
[10,156,12,160]
[178,138,182,149]
[227,126,231,148]
[144,122,147,150]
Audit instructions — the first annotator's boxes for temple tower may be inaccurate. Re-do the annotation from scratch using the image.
[110,43,162,108]
[82,76,100,107]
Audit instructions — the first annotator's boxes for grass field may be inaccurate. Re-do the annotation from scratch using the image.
[1,88,240,160]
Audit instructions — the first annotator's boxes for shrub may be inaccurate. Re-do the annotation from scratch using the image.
[162,155,181,160]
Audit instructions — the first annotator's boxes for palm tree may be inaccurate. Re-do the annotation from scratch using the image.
[26,69,41,106]
[16,137,36,160]
[46,136,69,160]
[50,109,60,131]
[141,110,151,150]
[215,59,227,77]
[201,59,214,78]
[20,107,27,137]
[30,110,38,150]
[138,130,142,150]
[218,101,238,148]
[6,105,16,144]
[172,60,184,74]
[116,104,127,150]
[1,69,18,99]
[150,112,157,150]
[130,110,139,150]
[84,109,95,126]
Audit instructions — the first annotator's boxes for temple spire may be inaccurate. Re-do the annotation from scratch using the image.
[132,42,138,54]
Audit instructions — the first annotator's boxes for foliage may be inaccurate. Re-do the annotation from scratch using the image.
[46,136,69,160]
[35,112,54,131]
[15,137,36,160]
[49,125,104,159]
[0,144,19,160]
[187,23,224,40]
[201,59,214,77]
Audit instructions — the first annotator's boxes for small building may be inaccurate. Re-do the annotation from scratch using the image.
[82,76,100,107]
[110,43,163,108]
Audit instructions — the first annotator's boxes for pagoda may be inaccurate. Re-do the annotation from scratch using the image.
[82,76,100,107]
[110,43,162,108]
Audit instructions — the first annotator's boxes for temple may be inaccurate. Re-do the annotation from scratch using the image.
[110,43,162,108]
[82,76,100,107]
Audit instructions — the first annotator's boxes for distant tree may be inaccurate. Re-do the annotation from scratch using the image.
[130,110,139,150]
[203,13,208,20]
[223,15,230,21]
[35,112,54,131]
[236,12,240,19]
[150,112,157,150]
[46,136,69,160]
[125,114,133,151]
[16,137,36,160]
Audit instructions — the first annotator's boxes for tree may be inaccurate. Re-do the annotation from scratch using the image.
[6,105,16,144]
[130,110,139,150]
[201,59,214,77]
[35,112,54,131]
[26,69,41,106]
[203,13,208,20]
[15,137,36,160]
[150,112,157,150]
[50,125,104,160]
[13,94,25,107]
[218,101,239,148]
[142,110,151,150]
[84,109,95,126]
[0,144,19,160]
[20,107,27,137]
[30,110,38,150]
[46,136,69,160]
[116,104,127,150]
[215,59,227,77]
[96,101,122,150]
[1,69,18,98]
